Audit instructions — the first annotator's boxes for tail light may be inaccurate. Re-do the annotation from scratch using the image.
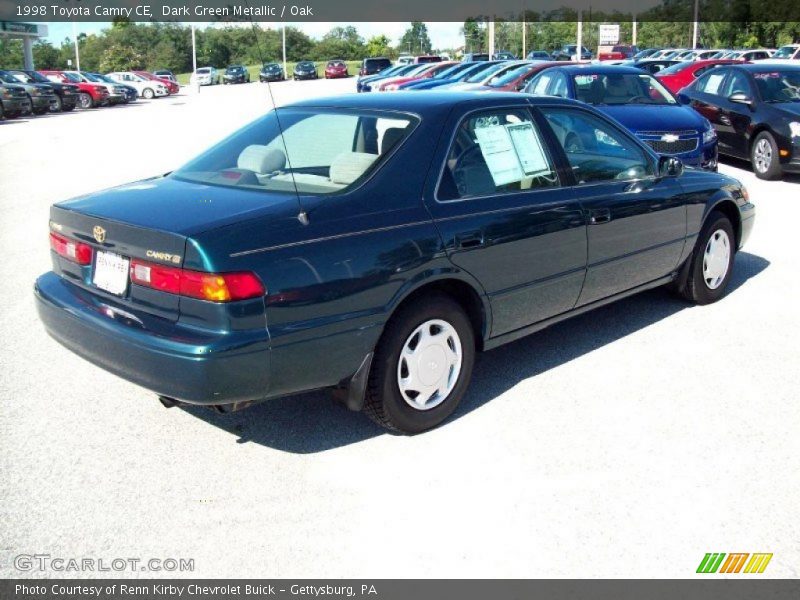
[49,232,92,265]
[130,259,264,302]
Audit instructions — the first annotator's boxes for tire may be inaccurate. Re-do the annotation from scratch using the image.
[364,293,476,434]
[142,87,155,99]
[63,105,75,112]
[0,101,4,121]
[78,92,93,109]
[751,131,782,180]
[677,211,736,305]
[51,95,63,112]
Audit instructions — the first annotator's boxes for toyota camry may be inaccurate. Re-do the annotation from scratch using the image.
[35,92,755,434]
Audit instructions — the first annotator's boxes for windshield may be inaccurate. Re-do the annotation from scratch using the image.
[434,63,475,79]
[754,70,800,102]
[573,72,677,105]
[773,46,798,59]
[0,71,23,84]
[263,64,279,70]
[657,62,692,75]
[488,64,533,87]
[173,109,417,196]
[81,72,101,82]
[9,71,35,83]
[196,68,210,74]
[465,62,507,82]
[227,66,243,73]
[328,61,344,67]
[92,73,114,83]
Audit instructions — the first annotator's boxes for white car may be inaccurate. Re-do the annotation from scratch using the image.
[760,44,800,65]
[106,72,169,99]
[190,67,220,86]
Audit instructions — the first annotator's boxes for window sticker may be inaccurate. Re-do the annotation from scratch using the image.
[474,121,551,186]
[473,125,524,186]
[506,122,551,176]
[575,75,597,85]
[704,73,725,94]
[754,72,780,79]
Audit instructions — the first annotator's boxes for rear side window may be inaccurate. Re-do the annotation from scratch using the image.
[438,109,559,201]
[540,108,654,184]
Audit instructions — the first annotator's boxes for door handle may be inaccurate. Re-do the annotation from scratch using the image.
[720,114,731,126]
[588,208,611,225]
[455,231,485,249]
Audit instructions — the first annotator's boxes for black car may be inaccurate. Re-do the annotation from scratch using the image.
[224,65,250,84]
[10,70,79,112]
[462,53,490,62]
[492,51,516,60]
[293,61,318,80]
[359,57,391,76]
[678,63,800,179]
[259,63,284,82]
[0,70,57,115]
[634,59,683,74]
[35,92,754,434]
[0,82,32,118]
[552,45,593,61]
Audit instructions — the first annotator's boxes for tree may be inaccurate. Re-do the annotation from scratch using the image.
[33,41,61,69]
[366,35,392,57]
[399,22,431,55]
[99,43,145,72]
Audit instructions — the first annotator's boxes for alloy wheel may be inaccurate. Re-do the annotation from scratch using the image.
[753,138,772,174]
[397,319,463,411]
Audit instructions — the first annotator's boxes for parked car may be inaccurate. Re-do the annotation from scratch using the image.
[768,44,800,61]
[34,91,755,434]
[654,59,741,94]
[633,59,683,74]
[9,69,78,112]
[357,64,410,92]
[378,62,456,91]
[0,82,32,118]
[526,65,719,170]
[552,45,593,61]
[406,61,503,90]
[633,48,662,60]
[396,62,481,90]
[40,70,109,108]
[723,49,774,62]
[0,70,57,114]
[598,45,637,60]
[396,56,414,66]
[134,71,180,94]
[461,53,490,62]
[223,65,250,84]
[492,51,517,60]
[65,71,126,105]
[189,67,219,86]
[677,63,800,179]
[107,72,169,99]
[526,50,552,60]
[434,61,515,90]
[324,60,349,79]
[91,73,137,104]
[414,55,444,64]
[480,61,564,92]
[259,63,285,82]
[359,57,391,76]
[293,61,318,80]
[153,70,177,82]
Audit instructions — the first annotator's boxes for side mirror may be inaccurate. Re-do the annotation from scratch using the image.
[728,93,754,107]
[677,93,691,105]
[659,156,684,178]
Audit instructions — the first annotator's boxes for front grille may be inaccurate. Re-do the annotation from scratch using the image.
[636,130,699,155]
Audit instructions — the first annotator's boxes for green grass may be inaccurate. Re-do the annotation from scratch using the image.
[176,61,362,85]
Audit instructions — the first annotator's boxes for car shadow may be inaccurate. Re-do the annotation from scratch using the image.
[719,155,800,184]
[181,251,770,454]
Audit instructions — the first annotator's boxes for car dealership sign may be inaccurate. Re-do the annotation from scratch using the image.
[599,24,620,45]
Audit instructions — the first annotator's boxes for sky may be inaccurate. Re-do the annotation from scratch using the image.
[40,22,467,50]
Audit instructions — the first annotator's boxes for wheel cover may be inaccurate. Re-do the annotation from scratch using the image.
[754,138,772,173]
[703,229,731,290]
[79,94,90,108]
[397,319,463,411]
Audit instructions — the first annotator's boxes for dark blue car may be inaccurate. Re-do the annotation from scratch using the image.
[35,92,754,434]
[526,65,719,170]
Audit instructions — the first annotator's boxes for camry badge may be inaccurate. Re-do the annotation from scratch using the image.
[92,225,106,244]
[661,134,680,143]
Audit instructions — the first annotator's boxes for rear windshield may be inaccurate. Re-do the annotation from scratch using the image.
[328,61,345,67]
[416,56,442,63]
[172,109,418,196]
[365,59,391,68]
[467,54,490,61]
[573,72,676,105]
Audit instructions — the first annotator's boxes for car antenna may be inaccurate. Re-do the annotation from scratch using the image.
[246,10,309,226]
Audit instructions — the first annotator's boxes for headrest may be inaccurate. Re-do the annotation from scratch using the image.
[330,152,378,185]
[237,145,286,174]
[381,127,406,154]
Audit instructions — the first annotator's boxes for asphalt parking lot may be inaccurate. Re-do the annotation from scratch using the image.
[1,78,798,578]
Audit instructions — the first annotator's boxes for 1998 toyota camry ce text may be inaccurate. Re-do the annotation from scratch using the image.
[35,93,755,434]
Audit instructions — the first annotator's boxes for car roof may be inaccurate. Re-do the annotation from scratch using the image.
[729,63,800,72]
[549,64,651,75]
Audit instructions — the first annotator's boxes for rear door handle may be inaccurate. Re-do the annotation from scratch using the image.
[588,208,611,225]
[455,231,485,249]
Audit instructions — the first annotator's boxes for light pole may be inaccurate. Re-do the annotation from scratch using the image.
[282,25,287,76]
[692,0,699,49]
[72,22,80,71]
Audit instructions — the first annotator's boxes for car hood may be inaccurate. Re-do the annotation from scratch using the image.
[58,176,298,236]
[596,104,706,131]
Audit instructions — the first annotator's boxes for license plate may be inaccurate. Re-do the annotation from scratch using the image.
[93,251,130,296]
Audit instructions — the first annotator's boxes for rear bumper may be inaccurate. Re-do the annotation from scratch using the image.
[35,272,271,405]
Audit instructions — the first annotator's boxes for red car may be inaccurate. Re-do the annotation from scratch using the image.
[598,45,637,60]
[654,59,742,94]
[38,70,109,108]
[324,60,349,79]
[378,62,456,91]
[479,61,566,92]
[133,71,180,94]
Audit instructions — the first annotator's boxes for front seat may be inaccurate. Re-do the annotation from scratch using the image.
[237,145,286,177]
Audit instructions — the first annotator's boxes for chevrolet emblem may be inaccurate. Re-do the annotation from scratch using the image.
[92,225,106,244]
[661,134,680,143]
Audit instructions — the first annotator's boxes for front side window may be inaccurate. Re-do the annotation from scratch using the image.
[540,108,654,184]
[528,72,554,95]
[722,71,753,97]
[173,109,416,195]
[438,109,559,201]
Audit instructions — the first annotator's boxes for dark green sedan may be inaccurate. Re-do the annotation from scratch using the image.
[35,92,755,433]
